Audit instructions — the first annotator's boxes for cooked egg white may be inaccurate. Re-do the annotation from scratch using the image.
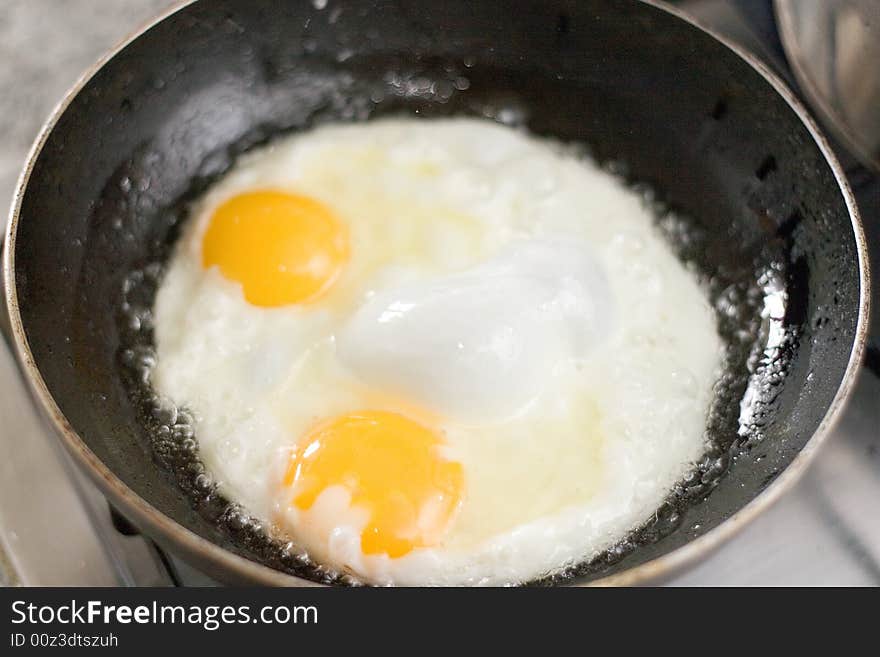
[152,117,722,586]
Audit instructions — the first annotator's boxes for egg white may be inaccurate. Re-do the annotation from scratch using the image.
[152,117,722,586]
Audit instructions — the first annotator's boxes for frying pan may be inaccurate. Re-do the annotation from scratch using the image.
[1,0,870,585]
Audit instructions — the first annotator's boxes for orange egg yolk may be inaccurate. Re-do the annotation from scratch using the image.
[283,411,464,558]
[202,190,349,307]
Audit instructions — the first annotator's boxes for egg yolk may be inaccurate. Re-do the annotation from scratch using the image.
[202,190,349,307]
[283,411,464,558]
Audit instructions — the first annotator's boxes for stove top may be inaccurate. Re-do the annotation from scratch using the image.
[0,0,877,586]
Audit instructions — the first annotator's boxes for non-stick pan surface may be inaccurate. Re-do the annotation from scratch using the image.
[3,0,869,584]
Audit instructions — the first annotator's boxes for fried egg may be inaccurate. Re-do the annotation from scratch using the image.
[152,117,722,585]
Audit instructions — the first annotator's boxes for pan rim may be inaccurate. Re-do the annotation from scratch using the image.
[2,0,871,587]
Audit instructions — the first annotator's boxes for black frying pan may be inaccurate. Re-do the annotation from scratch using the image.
[1,0,869,585]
